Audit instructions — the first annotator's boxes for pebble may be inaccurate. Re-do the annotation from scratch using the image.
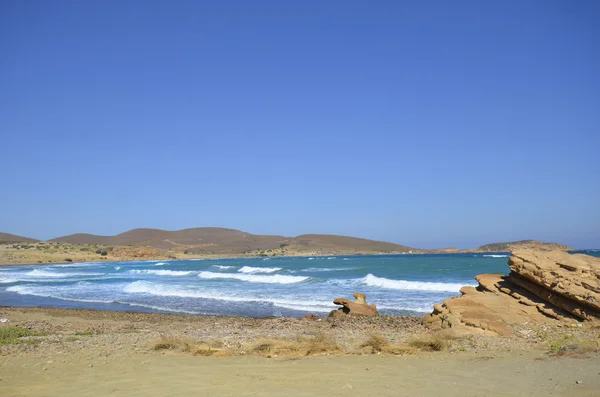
[576,380,582,384]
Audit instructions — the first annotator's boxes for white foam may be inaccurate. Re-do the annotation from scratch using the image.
[237,266,282,274]
[362,274,468,292]
[26,269,105,278]
[327,257,336,260]
[198,271,308,284]
[129,269,192,276]
[124,302,203,315]
[213,265,236,270]
[154,262,168,266]
[123,281,333,311]
[114,266,122,271]
[6,285,115,304]
[0,277,18,284]
[299,267,357,272]
[482,254,508,258]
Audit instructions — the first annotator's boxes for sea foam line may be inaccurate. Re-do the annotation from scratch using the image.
[129,269,192,276]
[123,281,333,311]
[362,274,469,292]
[237,266,282,274]
[198,271,308,284]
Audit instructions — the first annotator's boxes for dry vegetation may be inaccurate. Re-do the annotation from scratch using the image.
[153,335,233,357]
[150,330,463,359]
[545,325,600,358]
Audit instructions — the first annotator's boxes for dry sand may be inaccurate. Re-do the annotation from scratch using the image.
[1,307,599,396]
[3,350,599,397]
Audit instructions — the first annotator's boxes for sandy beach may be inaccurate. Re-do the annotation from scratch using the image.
[1,307,599,396]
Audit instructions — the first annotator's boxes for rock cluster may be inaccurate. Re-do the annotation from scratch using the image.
[329,292,379,318]
[424,250,600,336]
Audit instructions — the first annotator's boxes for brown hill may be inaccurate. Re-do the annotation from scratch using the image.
[472,240,573,253]
[49,233,112,245]
[285,234,419,255]
[0,232,39,244]
[47,228,418,255]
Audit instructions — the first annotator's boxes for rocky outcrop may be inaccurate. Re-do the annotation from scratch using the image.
[329,292,378,318]
[424,250,600,336]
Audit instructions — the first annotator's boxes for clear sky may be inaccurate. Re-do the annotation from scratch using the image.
[1,0,599,249]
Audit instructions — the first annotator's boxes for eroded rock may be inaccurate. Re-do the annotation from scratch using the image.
[424,250,600,337]
[329,292,378,318]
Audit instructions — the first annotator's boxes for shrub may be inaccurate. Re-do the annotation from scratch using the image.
[152,335,230,357]
[408,333,452,352]
[249,333,340,358]
[0,326,42,346]
[100,251,108,256]
[360,333,389,353]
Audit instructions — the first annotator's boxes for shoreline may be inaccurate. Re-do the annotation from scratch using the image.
[2,306,599,396]
[0,251,512,267]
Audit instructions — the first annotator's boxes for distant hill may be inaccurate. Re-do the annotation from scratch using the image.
[48,228,418,255]
[4,228,574,256]
[473,240,573,252]
[284,234,419,255]
[49,233,113,245]
[0,232,39,244]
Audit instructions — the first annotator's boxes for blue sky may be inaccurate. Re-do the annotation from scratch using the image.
[1,1,599,249]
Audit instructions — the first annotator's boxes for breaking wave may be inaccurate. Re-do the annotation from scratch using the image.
[361,274,468,292]
[129,269,192,276]
[198,271,308,284]
[123,281,333,312]
[482,254,508,258]
[237,266,282,274]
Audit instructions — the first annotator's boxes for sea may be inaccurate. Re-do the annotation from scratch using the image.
[1,251,598,318]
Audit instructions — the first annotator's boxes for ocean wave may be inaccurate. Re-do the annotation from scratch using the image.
[124,302,204,315]
[482,254,508,258]
[0,277,18,284]
[4,283,203,314]
[52,262,96,268]
[212,265,236,270]
[237,266,282,274]
[154,262,168,266]
[198,271,308,284]
[6,285,116,304]
[362,274,468,292]
[26,269,105,278]
[129,269,192,276]
[327,257,336,260]
[114,266,122,271]
[299,267,357,273]
[123,281,333,311]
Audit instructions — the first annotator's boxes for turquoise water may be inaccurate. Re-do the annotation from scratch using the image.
[0,251,596,317]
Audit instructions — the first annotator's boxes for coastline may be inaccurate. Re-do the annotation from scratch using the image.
[0,249,511,268]
[2,306,599,396]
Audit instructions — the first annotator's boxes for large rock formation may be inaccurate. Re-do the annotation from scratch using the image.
[329,292,378,318]
[424,250,600,336]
